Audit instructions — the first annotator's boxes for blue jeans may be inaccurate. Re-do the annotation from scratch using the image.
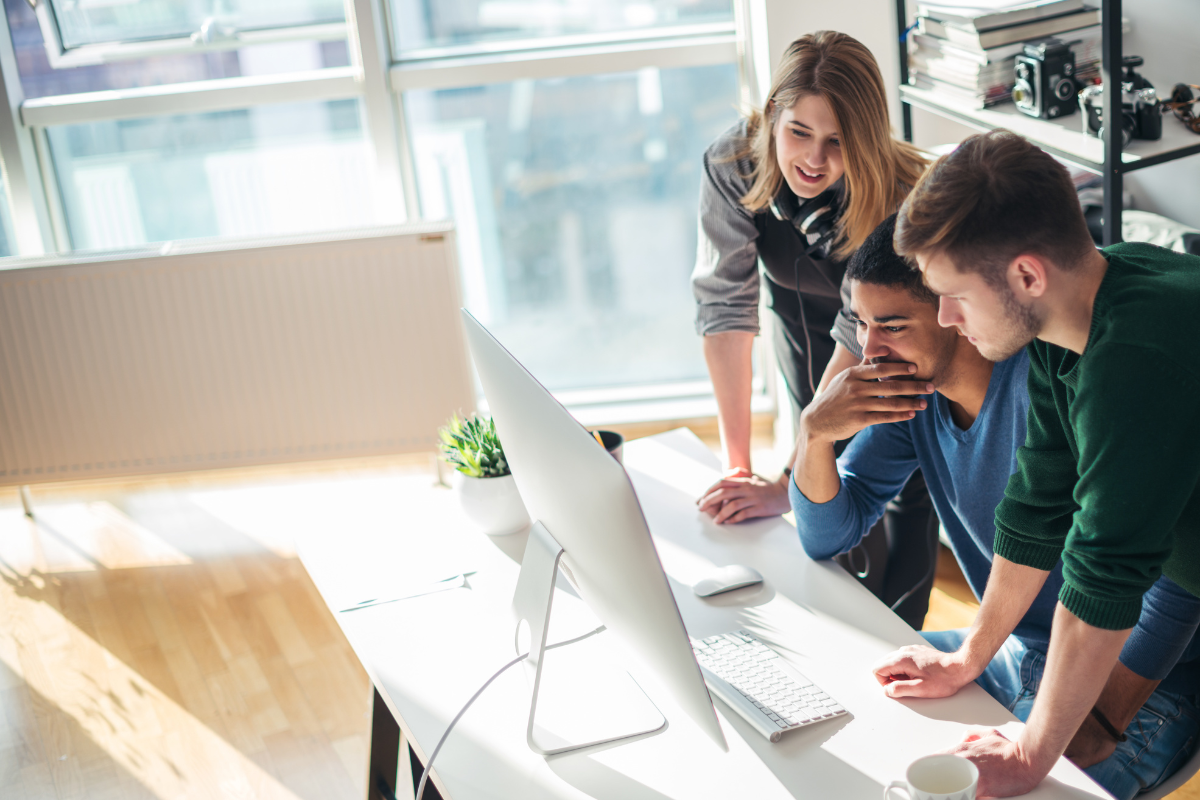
[923,629,1200,800]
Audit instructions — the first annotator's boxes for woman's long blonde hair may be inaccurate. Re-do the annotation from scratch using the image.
[737,31,927,261]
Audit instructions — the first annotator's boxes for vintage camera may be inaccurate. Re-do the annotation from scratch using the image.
[1080,56,1163,147]
[1013,38,1077,119]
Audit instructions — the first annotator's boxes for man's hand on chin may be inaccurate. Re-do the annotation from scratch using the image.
[946,729,1045,799]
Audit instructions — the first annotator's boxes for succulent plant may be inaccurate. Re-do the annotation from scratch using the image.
[438,414,510,478]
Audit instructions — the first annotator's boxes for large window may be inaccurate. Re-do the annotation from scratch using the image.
[48,0,344,50]
[27,0,348,69]
[391,0,742,395]
[0,0,755,411]
[408,65,738,391]
[0,175,13,257]
[6,0,351,99]
[48,99,378,249]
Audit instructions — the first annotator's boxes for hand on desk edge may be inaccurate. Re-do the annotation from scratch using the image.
[908,603,1131,797]
[696,471,791,524]
[871,643,980,699]
[944,727,1042,799]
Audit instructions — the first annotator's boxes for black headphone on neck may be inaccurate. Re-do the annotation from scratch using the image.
[766,184,843,397]
[768,186,840,259]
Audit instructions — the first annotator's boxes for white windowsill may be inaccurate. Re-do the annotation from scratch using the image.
[477,382,775,428]
[567,392,775,427]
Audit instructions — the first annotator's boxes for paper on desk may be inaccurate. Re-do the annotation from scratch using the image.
[303,528,478,613]
[340,572,471,612]
[340,553,476,608]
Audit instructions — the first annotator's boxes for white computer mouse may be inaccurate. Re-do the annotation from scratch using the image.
[692,564,764,597]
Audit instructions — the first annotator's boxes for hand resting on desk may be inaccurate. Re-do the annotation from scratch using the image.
[696,469,790,524]
[871,644,979,699]
[873,648,1044,797]
[944,728,1043,799]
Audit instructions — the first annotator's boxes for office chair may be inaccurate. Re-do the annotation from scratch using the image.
[1141,743,1200,800]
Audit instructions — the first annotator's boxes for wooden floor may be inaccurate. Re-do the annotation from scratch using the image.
[1,446,1197,800]
[0,462,387,800]
[924,544,986,633]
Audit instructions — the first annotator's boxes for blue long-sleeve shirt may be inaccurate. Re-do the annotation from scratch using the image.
[790,350,1200,692]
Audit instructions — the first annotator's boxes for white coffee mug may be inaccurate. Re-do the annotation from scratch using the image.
[884,754,978,800]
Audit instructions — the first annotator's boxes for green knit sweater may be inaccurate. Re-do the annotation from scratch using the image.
[994,242,1200,630]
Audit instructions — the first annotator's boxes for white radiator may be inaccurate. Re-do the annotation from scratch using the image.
[0,222,474,486]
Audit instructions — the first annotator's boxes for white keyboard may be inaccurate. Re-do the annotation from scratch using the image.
[692,630,847,742]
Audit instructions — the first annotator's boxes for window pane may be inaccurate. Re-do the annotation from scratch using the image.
[391,0,733,54]
[407,64,739,392]
[0,175,15,257]
[47,99,386,250]
[4,0,350,100]
[50,0,344,50]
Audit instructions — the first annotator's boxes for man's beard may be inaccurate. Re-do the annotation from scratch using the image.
[924,345,957,389]
[976,287,1042,362]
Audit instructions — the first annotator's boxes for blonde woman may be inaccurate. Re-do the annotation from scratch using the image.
[693,31,935,624]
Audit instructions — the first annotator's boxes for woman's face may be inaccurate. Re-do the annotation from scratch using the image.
[773,94,845,199]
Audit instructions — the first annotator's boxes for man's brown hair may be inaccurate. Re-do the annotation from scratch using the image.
[893,129,1094,286]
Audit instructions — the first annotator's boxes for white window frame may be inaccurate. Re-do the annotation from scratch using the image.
[390,27,737,91]
[20,67,361,127]
[0,0,781,423]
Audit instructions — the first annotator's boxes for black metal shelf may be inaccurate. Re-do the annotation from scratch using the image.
[896,0,1200,245]
[900,85,1200,174]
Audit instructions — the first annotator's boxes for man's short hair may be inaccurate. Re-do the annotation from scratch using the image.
[893,130,1094,286]
[846,213,937,305]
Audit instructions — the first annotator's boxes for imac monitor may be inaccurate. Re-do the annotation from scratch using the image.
[460,309,727,754]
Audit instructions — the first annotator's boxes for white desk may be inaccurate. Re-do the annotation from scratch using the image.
[299,429,1109,800]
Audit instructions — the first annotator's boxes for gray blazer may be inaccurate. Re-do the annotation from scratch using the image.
[691,121,861,358]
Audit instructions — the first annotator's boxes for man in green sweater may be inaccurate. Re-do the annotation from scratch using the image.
[871,129,1200,797]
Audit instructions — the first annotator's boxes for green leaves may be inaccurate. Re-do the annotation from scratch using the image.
[438,413,511,478]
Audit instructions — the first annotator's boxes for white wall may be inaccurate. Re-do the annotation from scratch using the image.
[757,0,1200,229]
[755,0,904,125]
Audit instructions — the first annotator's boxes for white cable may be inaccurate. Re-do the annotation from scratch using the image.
[414,624,607,800]
[413,652,525,800]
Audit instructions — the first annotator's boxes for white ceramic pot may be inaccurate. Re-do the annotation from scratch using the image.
[456,473,531,536]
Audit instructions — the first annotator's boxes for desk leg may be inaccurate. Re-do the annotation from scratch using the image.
[368,686,445,800]
[407,743,444,800]
[19,485,34,519]
[369,687,402,800]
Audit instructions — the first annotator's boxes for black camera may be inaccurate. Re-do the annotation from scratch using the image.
[1080,56,1163,147]
[1013,38,1077,120]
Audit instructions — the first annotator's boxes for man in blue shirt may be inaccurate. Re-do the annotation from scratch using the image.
[788,214,1200,799]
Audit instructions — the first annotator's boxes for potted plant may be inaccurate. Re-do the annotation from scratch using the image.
[438,413,531,536]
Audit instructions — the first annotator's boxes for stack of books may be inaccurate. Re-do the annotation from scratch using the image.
[909,0,1104,109]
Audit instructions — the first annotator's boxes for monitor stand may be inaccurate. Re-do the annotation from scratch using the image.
[512,521,667,756]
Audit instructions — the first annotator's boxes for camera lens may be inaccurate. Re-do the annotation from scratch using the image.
[1121,113,1136,146]
[1014,79,1034,109]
